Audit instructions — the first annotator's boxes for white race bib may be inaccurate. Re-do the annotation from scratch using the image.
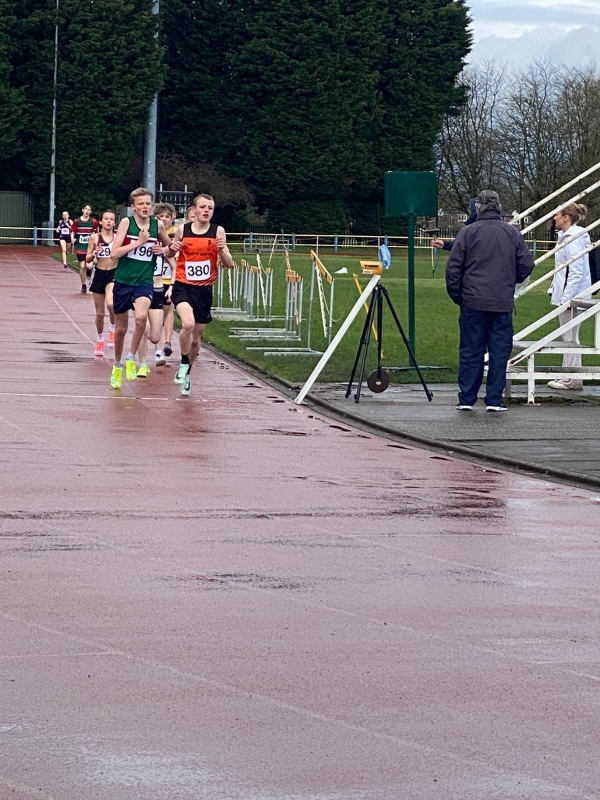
[98,243,113,259]
[129,236,156,262]
[79,234,90,245]
[154,254,164,276]
[162,260,172,280]
[185,259,211,282]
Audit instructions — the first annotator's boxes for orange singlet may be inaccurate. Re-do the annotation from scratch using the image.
[175,222,219,287]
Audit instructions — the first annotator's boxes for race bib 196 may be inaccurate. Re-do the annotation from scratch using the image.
[185,259,211,281]
[129,236,156,262]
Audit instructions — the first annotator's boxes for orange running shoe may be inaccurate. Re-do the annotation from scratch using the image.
[107,330,115,347]
[94,340,104,357]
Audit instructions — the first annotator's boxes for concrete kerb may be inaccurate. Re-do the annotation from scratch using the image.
[202,342,600,492]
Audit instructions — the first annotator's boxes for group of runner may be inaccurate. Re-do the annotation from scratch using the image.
[57,188,233,396]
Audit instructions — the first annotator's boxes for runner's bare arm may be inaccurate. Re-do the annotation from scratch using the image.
[166,224,183,258]
[153,221,172,255]
[85,232,99,264]
[111,217,145,259]
[216,226,233,268]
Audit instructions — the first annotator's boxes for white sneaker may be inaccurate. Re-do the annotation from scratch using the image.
[155,350,166,366]
[547,379,568,390]
[174,363,189,384]
[486,404,508,412]
[456,404,473,411]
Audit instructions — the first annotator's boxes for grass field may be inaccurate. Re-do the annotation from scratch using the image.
[54,246,597,385]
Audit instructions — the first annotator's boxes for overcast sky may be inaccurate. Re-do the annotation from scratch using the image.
[469,0,600,40]
[467,0,600,66]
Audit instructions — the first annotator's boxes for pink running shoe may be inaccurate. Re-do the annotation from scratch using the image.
[107,331,115,347]
[94,341,104,357]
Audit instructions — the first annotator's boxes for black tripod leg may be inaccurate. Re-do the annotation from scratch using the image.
[381,286,433,402]
[345,289,377,398]
[354,288,378,403]
[376,287,384,375]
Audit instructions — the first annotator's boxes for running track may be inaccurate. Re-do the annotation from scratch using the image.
[1,249,599,799]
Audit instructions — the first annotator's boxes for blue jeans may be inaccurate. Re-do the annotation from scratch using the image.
[458,306,513,406]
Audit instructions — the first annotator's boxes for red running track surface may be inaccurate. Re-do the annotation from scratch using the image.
[0,249,599,799]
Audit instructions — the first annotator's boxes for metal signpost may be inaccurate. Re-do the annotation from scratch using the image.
[384,171,438,354]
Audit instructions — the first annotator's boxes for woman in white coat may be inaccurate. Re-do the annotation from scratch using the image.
[548,203,591,390]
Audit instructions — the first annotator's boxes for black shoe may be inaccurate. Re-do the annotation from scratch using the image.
[63,263,68,269]
[80,285,87,294]
[164,342,172,356]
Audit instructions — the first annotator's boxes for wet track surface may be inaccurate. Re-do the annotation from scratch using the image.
[1,249,600,799]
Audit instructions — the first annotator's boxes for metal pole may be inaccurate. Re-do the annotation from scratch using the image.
[407,213,416,354]
[142,0,159,194]
[48,0,59,234]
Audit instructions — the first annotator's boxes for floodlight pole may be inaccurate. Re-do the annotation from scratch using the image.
[142,0,159,195]
[48,0,59,234]
[407,213,416,354]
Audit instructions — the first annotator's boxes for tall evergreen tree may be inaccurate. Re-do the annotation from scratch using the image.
[0,0,26,179]
[6,0,163,220]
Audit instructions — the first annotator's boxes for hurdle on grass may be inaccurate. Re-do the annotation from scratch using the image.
[213,260,247,317]
[256,250,336,356]
[230,258,303,342]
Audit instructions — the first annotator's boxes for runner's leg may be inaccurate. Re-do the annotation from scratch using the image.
[163,302,174,355]
[106,282,116,345]
[114,311,129,363]
[177,302,195,360]
[60,239,68,267]
[78,258,87,291]
[188,323,206,372]
[129,296,152,358]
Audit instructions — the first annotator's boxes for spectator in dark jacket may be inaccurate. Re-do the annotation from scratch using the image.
[445,190,535,412]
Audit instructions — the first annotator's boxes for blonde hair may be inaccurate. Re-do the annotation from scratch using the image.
[129,186,154,204]
[561,203,587,224]
[193,193,214,205]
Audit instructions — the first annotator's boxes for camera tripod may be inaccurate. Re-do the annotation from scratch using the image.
[345,282,433,404]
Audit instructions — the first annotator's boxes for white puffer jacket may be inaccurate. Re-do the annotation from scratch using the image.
[550,224,592,306]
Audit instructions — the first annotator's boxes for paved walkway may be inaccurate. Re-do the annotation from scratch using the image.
[1,248,600,799]
[309,381,600,486]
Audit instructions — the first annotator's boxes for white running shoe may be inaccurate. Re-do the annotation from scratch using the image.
[174,364,189,384]
[155,350,166,366]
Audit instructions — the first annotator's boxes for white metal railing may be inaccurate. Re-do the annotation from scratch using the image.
[507,279,600,403]
[512,160,600,226]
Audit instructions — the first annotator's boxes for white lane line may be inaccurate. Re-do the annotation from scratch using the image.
[0,392,171,400]
[0,651,116,661]
[0,610,593,799]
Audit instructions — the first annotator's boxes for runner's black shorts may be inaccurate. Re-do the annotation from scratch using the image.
[76,251,87,263]
[113,281,153,315]
[171,282,213,324]
[89,267,116,295]
[59,235,71,243]
[150,286,165,310]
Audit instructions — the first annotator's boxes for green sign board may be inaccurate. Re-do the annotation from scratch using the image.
[384,171,438,218]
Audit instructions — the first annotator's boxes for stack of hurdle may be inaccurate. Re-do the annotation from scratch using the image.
[255,250,336,357]
[212,260,247,320]
[229,252,301,342]
[212,256,275,321]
